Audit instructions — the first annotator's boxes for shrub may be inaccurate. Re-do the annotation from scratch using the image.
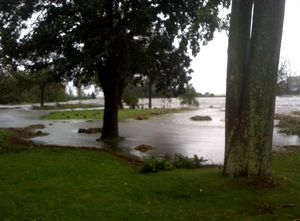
[140,154,207,173]
[173,154,207,169]
[140,158,174,173]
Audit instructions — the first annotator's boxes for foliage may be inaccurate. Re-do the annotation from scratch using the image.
[173,154,207,168]
[0,0,230,84]
[141,154,207,173]
[122,85,139,109]
[0,71,69,104]
[0,0,230,138]
[140,157,174,173]
[90,92,96,99]
[179,84,200,107]
[277,59,292,95]
[276,115,300,137]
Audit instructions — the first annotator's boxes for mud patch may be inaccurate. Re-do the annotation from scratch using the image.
[272,145,300,157]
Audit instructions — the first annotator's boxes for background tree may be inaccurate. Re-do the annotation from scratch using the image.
[0,71,68,104]
[122,84,139,109]
[28,69,60,107]
[224,0,286,176]
[276,59,291,95]
[179,84,200,107]
[0,0,230,140]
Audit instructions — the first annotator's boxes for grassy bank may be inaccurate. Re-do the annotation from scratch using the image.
[1,130,300,220]
[40,108,192,120]
[32,103,102,110]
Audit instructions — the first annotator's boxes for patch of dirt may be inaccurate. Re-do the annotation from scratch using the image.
[190,115,212,121]
[1,127,143,165]
[5,125,48,145]
[136,116,149,120]
[78,128,102,134]
[134,144,153,152]
[272,146,300,157]
[102,147,143,165]
[25,124,45,130]
[245,176,278,189]
[150,112,160,115]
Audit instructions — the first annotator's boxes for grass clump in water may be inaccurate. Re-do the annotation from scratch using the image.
[40,108,192,120]
[275,114,300,136]
[32,103,102,110]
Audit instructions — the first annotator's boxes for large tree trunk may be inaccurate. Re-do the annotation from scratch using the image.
[99,73,120,140]
[223,0,285,176]
[224,0,253,175]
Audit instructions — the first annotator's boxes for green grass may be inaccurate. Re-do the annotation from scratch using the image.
[32,103,103,110]
[1,130,300,220]
[40,108,192,120]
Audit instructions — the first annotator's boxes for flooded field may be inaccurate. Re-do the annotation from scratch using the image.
[0,96,299,164]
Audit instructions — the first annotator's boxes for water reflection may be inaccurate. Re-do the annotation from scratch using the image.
[0,97,299,164]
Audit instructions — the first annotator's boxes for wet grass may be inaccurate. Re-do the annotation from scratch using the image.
[40,108,192,120]
[32,103,102,110]
[1,130,300,220]
[0,129,30,154]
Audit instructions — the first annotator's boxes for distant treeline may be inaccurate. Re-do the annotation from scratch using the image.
[0,72,95,105]
[0,72,68,104]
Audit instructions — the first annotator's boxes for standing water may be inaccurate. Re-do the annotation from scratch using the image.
[0,97,299,164]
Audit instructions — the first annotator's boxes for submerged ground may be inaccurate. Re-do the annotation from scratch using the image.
[1,97,300,164]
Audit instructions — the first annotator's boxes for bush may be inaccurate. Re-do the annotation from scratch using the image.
[140,158,174,173]
[140,154,207,173]
[276,115,300,136]
[173,154,207,169]
[123,85,139,109]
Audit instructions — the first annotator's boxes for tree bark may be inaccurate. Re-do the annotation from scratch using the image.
[99,73,120,140]
[223,0,285,176]
[224,0,253,176]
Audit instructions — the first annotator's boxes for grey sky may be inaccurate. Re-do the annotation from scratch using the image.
[191,0,299,95]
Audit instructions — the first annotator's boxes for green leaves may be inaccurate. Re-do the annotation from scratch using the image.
[1,0,229,84]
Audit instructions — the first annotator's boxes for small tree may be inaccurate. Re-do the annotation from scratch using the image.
[179,84,200,107]
[122,85,139,109]
[276,59,291,95]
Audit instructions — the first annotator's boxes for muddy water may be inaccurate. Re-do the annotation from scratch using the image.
[0,97,299,164]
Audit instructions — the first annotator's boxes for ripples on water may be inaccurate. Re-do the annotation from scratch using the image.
[0,97,299,164]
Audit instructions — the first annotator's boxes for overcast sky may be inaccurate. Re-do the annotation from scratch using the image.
[190,0,300,95]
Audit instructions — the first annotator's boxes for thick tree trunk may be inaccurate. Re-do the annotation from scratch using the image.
[224,0,253,175]
[100,73,120,140]
[223,0,285,176]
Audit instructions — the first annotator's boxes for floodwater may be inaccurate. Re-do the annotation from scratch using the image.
[0,96,299,164]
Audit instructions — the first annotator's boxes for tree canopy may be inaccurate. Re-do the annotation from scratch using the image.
[0,0,230,139]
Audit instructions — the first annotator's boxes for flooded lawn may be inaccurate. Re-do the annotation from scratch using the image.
[0,97,299,164]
